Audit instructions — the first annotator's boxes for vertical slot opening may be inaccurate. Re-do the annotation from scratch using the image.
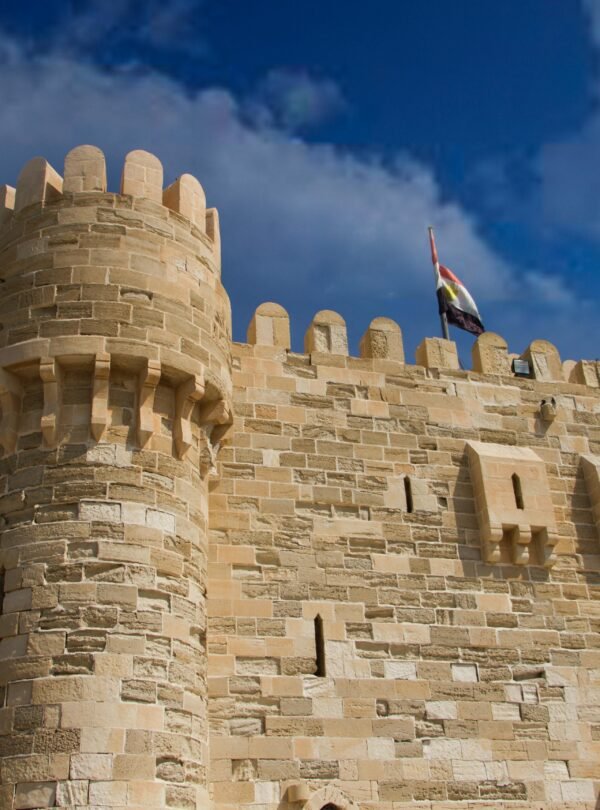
[314,614,326,677]
[404,476,414,513]
[512,473,524,510]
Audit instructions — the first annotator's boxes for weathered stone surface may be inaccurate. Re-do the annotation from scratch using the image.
[14,157,63,212]
[304,309,348,355]
[163,173,206,229]
[472,331,510,375]
[247,302,291,349]
[415,336,459,369]
[359,317,404,362]
[0,146,230,810]
[121,149,163,202]
[1,145,599,810]
[521,338,562,381]
[63,144,107,193]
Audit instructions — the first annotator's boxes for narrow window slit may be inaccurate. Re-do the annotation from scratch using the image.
[404,476,414,513]
[314,614,326,677]
[511,473,524,509]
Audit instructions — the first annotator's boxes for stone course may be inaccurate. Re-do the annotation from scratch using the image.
[0,145,599,810]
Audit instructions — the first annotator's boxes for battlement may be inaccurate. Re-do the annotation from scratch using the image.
[0,145,233,468]
[244,301,600,389]
[0,144,220,259]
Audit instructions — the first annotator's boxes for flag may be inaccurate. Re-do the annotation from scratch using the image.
[428,228,485,336]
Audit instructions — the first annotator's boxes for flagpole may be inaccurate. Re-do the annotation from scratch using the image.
[440,310,450,340]
[428,226,450,340]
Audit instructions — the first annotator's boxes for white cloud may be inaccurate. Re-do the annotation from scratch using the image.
[0,35,512,297]
[533,1,600,238]
[582,0,600,46]
[248,69,347,131]
[39,0,205,57]
[0,30,585,357]
[523,271,575,306]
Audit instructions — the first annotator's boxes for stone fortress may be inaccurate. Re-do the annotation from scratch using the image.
[0,145,598,810]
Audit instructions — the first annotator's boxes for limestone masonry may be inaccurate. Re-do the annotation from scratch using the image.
[0,146,598,810]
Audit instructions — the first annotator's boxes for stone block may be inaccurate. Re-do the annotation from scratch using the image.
[15,157,63,212]
[287,782,310,802]
[568,359,600,387]
[521,339,562,381]
[91,352,110,441]
[472,331,510,375]
[206,207,221,262]
[359,317,404,362]
[163,173,206,229]
[247,302,291,349]
[304,310,348,355]
[0,183,15,225]
[14,782,57,809]
[64,145,107,193]
[416,336,459,369]
[121,149,163,202]
[55,780,89,806]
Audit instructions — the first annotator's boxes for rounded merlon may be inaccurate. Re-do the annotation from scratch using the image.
[64,144,107,193]
[247,302,291,348]
[304,309,348,355]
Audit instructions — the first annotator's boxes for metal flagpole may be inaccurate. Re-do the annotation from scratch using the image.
[428,226,450,340]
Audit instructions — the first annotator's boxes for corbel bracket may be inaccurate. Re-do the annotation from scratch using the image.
[137,359,161,448]
[174,374,205,459]
[198,398,233,473]
[91,353,111,441]
[40,357,62,448]
[0,368,23,454]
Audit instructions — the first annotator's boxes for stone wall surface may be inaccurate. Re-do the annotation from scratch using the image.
[207,314,600,810]
[0,146,598,810]
[0,147,232,810]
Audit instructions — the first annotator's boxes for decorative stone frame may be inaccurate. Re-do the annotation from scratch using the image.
[302,786,359,810]
[581,455,600,539]
[466,440,558,567]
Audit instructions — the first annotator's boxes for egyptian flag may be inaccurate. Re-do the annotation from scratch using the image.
[429,227,485,336]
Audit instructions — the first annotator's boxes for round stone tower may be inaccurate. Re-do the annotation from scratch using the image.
[0,146,232,809]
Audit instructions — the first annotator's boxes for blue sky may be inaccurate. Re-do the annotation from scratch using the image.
[0,1,599,364]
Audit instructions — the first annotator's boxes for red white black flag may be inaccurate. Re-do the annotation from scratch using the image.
[428,228,485,336]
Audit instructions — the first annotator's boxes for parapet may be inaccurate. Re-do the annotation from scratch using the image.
[244,303,599,389]
[0,144,220,251]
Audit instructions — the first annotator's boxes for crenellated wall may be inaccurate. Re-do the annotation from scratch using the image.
[0,148,599,810]
[207,302,600,810]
